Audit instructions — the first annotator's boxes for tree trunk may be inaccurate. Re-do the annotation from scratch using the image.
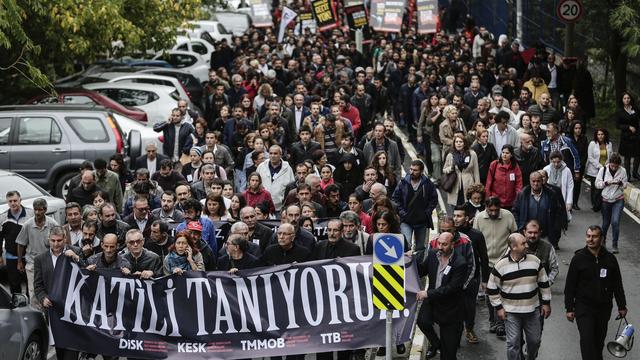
[610,29,628,103]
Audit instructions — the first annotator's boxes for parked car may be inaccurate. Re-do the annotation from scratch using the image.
[0,285,49,360]
[179,20,233,44]
[83,82,180,126]
[0,105,141,196]
[107,73,201,113]
[136,68,205,110]
[25,88,148,123]
[152,50,210,83]
[210,12,252,36]
[172,36,215,60]
[0,170,67,224]
[111,112,164,156]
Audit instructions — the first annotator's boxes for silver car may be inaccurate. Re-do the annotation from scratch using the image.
[0,170,66,224]
[0,285,49,360]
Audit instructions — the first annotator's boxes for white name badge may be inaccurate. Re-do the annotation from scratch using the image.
[465,156,470,163]
[444,265,451,275]
[187,174,193,182]
[252,239,260,245]
[509,173,516,181]
[600,268,607,278]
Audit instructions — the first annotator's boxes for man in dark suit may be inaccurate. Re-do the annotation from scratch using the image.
[416,232,467,360]
[123,196,158,240]
[312,219,360,260]
[135,143,169,176]
[33,225,82,360]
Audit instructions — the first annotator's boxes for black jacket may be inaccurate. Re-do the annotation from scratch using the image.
[417,249,467,324]
[152,121,194,159]
[289,140,321,167]
[515,146,544,184]
[253,222,276,254]
[268,227,316,252]
[458,226,490,283]
[217,253,258,271]
[564,246,626,313]
[260,243,310,266]
[471,142,498,185]
[311,238,360,260]
[135,154,169,171]
[123,248,163,277]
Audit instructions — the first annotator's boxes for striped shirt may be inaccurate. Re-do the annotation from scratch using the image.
[487,252,551,313]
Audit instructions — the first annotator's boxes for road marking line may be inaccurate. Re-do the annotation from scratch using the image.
[395,127,446,213]
[581,178,640,224]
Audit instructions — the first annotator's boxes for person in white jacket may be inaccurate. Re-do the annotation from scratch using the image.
[256,145,295,212]
[543,151,574,221]
[585,129,613,211]
[595,153,628,253]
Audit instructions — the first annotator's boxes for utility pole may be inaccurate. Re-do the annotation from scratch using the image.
[564,22,575,57]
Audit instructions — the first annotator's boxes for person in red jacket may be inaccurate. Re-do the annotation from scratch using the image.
[243,172,276,216]
[486,144,523,209]
[339,94,361,136]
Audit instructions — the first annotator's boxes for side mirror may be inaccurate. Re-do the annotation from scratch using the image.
[11,293,28,308]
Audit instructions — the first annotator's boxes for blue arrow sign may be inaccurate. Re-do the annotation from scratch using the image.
[373,233,404,265]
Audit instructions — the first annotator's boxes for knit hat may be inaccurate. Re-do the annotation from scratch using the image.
[190,147,203,157]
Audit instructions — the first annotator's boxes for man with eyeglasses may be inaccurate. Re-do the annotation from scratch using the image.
[123,196,158,240]
[122,229,162,279]
[218,221,261,257]
[260,223,310,266]
[239,207,273,254]
[135,143,169,176]
[267,204,316,252]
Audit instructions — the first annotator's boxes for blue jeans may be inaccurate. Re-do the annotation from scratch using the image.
[505,309,542,360]
[601,199,624,248]
[400,222,429,251]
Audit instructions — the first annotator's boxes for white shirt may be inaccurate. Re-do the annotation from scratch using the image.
[50,250,61,269]
[295,107,304,132]
[493,127,510,156]
[135,217,148,232]
[68,228,83,247]
[147,157,157,177]
[548,64,557,89]
[172,123,182,161]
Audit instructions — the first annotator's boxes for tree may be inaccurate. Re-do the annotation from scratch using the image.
[579,0,640,103]
[0,0,202,103]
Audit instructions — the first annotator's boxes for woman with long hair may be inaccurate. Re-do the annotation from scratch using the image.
[443,134,480,213]
[243,172,276,215]
[109,153,132,192]
[239,94,255,121]
[486,144,523,209]
[319,164,334,191]
[348,194,372,234]
[595,153,628,253]
[615,91,640,180]
[163,231,204,275]
[417,94,442,174]
[569,120,588,210]
[463,183,486,223]
[229,193,247,221]
[203,194,231,221]
[471,129,498,185]
[586,128,613,212]
[372,151,397,194]
[192,117,208,147]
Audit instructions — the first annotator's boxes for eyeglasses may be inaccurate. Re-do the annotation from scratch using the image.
[135,207,149,211]
[127,239,143,245]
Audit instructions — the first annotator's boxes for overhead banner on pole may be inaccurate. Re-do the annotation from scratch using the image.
[369,0,406,33]
[249,0,273,27]
[49,256,420,359]
[416,0,438,34]
[311,0,339,32]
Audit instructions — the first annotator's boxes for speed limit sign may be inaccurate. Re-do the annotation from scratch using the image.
[557,0,584,23]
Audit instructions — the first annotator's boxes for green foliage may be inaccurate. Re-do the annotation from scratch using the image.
[610,1,640,57]
[0,0,202,103]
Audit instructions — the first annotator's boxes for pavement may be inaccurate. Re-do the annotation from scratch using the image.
[395,127,640,360]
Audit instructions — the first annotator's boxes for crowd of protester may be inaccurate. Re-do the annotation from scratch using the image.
[0,5,637,360]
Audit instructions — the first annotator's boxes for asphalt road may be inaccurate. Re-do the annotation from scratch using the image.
[394,128,640,360]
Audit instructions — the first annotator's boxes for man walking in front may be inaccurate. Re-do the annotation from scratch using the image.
[564,225,627,360]
[487,233,551,360]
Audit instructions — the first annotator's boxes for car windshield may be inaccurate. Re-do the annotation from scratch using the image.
[0,175,46,205]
